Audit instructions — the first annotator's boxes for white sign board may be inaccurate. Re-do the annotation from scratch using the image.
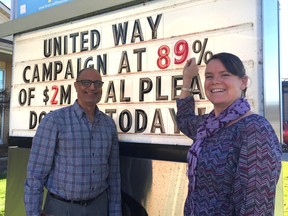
[10,0,261,145]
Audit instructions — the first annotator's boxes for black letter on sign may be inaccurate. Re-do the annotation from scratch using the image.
[97,54,107,75]
[118,51,131,73]
[105,81,117,103]
[147,14,162,39]
[135,109,147,133]
[43,39,52,57]
[27,88,35,106]
[60,85,71,105]
[112,22,128,46]
[191,74,205,99]
[53,61,63,80]
[169,108,180,134]
[156,76,168,101]
[23,66,31,83]
[64,60,74,79]
[131,19,144,43]
[119,110,132,132]
[53,36,62,56]
[139,78,152,101]
[134,48,146,72]
[29,111,47,129]
[120,80,130,102]
[32,65,40,82]
[70,32,79,53]
[150,108,165,133]
[91,30,101,50]
[80,31,89,52]
[42,62,53,81]
[18,89,27,106]
[29,111,37,129]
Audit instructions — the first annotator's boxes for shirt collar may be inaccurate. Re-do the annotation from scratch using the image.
[72,100,100,120]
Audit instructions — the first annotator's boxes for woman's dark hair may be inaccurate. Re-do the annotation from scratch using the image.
[207,52,247,96]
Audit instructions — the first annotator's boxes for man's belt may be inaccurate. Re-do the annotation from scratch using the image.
[49,192,97,206]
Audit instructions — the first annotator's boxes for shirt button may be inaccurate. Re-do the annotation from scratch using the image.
[92,153,95,156]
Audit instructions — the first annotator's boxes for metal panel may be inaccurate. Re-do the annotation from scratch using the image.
[120,157,187,216]
[262,2,283,215]
[262,0,281,136]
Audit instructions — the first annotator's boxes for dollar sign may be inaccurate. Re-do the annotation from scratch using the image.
[43,87,49,105]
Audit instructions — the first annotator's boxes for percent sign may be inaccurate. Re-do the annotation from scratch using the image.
[157,38,213,69]
[193,38,212,65]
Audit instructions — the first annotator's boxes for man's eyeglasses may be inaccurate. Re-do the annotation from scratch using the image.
[77,80,104,88]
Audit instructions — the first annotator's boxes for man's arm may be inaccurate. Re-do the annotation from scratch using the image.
[107,120,122,216]
[24,114,58,216]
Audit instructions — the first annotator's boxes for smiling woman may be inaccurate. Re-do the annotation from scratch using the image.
[177,53,282,216]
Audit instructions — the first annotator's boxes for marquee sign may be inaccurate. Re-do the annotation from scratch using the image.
[10,0,259,145]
